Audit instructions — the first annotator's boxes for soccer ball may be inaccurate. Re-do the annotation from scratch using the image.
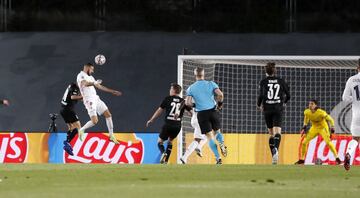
[94,54,106,65]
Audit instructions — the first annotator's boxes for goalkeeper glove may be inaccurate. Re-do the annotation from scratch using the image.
[300,125,308,137]
[330,127,335,139]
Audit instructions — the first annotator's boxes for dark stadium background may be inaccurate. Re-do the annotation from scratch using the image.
[0,0,359,131]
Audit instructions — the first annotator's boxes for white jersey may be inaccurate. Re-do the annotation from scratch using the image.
[76,71,98,100]
[342,72,360,136]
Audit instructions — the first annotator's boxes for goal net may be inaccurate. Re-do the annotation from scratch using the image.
[177,55,358,164]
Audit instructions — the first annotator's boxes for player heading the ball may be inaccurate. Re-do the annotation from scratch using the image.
[76,63,122,144]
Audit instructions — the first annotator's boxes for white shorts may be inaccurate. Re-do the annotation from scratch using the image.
[83,97,108,117]
[191,112,206,140]
[351,115,360,137]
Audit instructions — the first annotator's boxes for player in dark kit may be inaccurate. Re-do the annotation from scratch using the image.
[60,83,83,156]
[257,62,290,164]
[146,83,191,164]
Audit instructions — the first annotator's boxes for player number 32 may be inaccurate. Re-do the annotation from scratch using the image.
[267,84,280,100]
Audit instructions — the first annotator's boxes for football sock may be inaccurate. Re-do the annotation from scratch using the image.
[182,141,198,161]
[105,117,114,136]
[80,121,95,132]
[66,130,72,143]
[215,130,224,144]
[67,128,78,143]
[165,144,173,162]
[197,139,207,150]
[346,139,359,164]
[269,136,275,155]
[158,142,165,153]
[274,134,282,150]
[209,139,220,160]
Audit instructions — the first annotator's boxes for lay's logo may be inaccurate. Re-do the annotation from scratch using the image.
[0,133,28,163]
[65,133,144,164]
[303,135,360,165]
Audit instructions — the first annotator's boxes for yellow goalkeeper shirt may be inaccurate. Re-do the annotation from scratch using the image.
[303,108,334,129]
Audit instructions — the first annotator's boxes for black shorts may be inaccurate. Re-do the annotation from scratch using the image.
[60,107,79,124]
[159,124,181,141]
[197,108,221,134]
[263,110,283,129]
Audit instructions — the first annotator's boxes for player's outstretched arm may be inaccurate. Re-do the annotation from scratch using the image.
[71,95,83,100]
[300,113,309,136]
[324,113,335,133]
[80,79,101,87]
[146,107,164,127]
[95,83,122,96]
[1,99,9,106]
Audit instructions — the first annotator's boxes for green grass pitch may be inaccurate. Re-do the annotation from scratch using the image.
[0,164,359,198]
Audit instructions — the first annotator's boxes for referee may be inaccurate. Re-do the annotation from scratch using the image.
[185,67,227,164]
[257,62,290,164]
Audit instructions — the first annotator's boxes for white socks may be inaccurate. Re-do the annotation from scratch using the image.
[80,120,95,132]
[182,139,208,162]
[346,139,359,159]
[182,141,199,162]
[80,118,114,136]
[106,117,114,136]
[197,139,207,150]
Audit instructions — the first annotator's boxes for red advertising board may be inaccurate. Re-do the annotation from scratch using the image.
[303,135,360,165]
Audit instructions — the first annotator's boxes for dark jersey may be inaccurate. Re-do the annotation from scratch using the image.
[257,76,290,111]
[160,96,191,125]
[61,83,80,109]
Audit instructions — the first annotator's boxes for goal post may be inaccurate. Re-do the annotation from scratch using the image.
[177,55,359,164]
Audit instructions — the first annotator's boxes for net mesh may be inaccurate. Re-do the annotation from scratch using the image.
[179,56,358,160]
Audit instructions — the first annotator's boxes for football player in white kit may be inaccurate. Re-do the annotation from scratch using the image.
[180,110,207,164]
[77,63,122,144]
[342,60,360,170]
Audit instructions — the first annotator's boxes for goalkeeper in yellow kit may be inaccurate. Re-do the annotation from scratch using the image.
[295,99,341,165]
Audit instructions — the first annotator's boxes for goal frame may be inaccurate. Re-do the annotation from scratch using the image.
[176,55,359,164]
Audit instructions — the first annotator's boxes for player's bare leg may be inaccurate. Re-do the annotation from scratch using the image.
[344,136,360,171]
[103,110,119,144]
